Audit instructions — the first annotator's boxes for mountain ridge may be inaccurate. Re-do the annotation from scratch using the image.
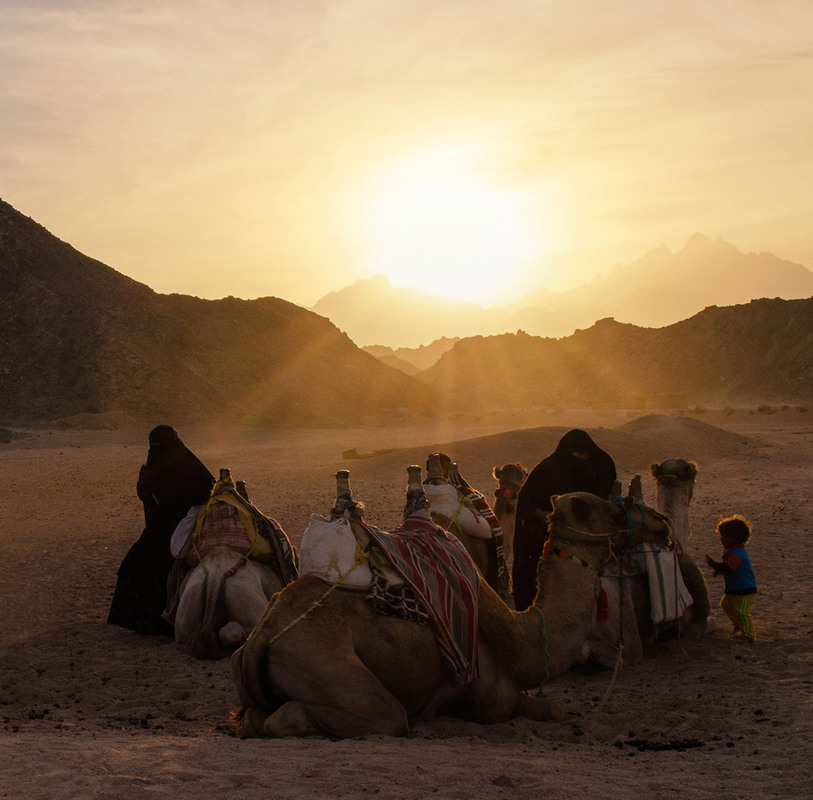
[419,299,813,408]
[312,234,813,348]
[2,198,810,429]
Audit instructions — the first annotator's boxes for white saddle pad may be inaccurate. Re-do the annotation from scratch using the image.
[298,515,403,589]
[424,483,494,540]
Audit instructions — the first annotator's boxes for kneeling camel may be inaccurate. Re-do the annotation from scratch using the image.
[230,469,672,738]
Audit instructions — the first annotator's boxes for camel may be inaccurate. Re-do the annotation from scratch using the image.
[650,458,710,637]
[230,468,672,739]
[422,453,510,596]
[491,462,529,570]
[173,548,286,658]
[582,461,710,669]
[169,471,298,659]
[650,458,697,552]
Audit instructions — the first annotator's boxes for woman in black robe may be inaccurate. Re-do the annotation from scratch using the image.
[107,426,215,635]
[511,429,616,611]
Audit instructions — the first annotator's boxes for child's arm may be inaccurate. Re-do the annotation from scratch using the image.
[704,554,731,576]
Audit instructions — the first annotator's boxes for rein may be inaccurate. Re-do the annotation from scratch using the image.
[532,529,610,697]
[224,557,247,578]
[262,543,370,648]
[613,497,648,539]
[543,540,598,572]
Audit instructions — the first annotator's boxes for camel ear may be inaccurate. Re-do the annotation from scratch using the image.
[493,466,502,480]
[688,461,698,480]
[650,462,661,479]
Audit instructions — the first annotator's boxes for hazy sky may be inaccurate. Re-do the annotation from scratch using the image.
[2,0,812,306]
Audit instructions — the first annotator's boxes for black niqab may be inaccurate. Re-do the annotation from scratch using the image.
[511,429,616,611]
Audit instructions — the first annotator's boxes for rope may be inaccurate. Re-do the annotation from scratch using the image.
[531,606,551,697]
[594,642,624,713]
[263,546,370,648]
[547,546,596,572]
[592,532,625,713]
[224,556,247,579]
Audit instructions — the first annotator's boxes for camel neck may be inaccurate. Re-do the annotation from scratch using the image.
[517,551,603,684]
[657,487,691,550]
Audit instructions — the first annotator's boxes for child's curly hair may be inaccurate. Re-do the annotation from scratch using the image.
[716,514,752,545]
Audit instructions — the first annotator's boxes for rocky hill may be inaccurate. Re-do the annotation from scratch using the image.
[419,298,813,409]
[0,200,430,428]
[362,337,460,374]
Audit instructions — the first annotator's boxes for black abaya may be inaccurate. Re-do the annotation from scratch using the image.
[107,426,215,634]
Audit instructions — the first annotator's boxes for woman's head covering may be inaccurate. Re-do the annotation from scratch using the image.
[554,429,600,457]
[148,425,181,447]
[140,426,215,507]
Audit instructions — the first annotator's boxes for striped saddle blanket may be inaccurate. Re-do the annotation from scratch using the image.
[356,515,482,686]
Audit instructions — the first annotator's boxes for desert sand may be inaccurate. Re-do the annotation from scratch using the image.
[1,407,811,799]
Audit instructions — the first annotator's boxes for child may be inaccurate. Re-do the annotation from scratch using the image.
[705,514,757,641]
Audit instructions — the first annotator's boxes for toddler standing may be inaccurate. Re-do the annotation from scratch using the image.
[706,514,757,641]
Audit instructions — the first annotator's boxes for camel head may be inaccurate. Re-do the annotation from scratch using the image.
[492,462,528,516]
[492,462,528,495]
[650,459,698,505]
[547,492,672,569]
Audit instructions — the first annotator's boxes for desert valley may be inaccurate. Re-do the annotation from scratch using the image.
[4,2,813,796]
[1,406,812,799]
[2,198,813,798]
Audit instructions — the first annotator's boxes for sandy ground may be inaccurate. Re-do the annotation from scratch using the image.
[1,407,811,799]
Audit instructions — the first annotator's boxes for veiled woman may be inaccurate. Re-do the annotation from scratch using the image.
[511,429,616,611]
[107,426,215,634]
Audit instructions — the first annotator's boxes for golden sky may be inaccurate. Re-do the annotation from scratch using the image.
[2,0,811,306]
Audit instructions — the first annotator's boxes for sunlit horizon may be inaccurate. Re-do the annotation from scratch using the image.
[364,148,549,305]
[2,2,812,310]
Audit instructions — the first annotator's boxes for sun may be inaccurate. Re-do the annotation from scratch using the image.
[366,151,538,305]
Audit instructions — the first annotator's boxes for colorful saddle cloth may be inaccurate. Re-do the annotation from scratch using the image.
[170,476,298,587]
[354,514,481,686]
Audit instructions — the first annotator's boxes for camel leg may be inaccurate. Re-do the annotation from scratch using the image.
[466,646,561,723]
[263,655,410,738]
[249,620,411,739]
[218,621,248,648]
[677,551,710,636]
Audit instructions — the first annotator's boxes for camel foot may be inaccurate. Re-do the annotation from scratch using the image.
[519,693,563,722]
[219,621,247,649]
[237,706,270,738]
[262,699,410,739]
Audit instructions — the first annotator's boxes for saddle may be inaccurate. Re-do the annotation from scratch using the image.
[423,482,494,539]
[299,512,482,684]
[298,514,404,589]
[170,475,298,586]
[603,544,693,625]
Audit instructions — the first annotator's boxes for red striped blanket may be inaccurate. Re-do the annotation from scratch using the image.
[354,514,481,685]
